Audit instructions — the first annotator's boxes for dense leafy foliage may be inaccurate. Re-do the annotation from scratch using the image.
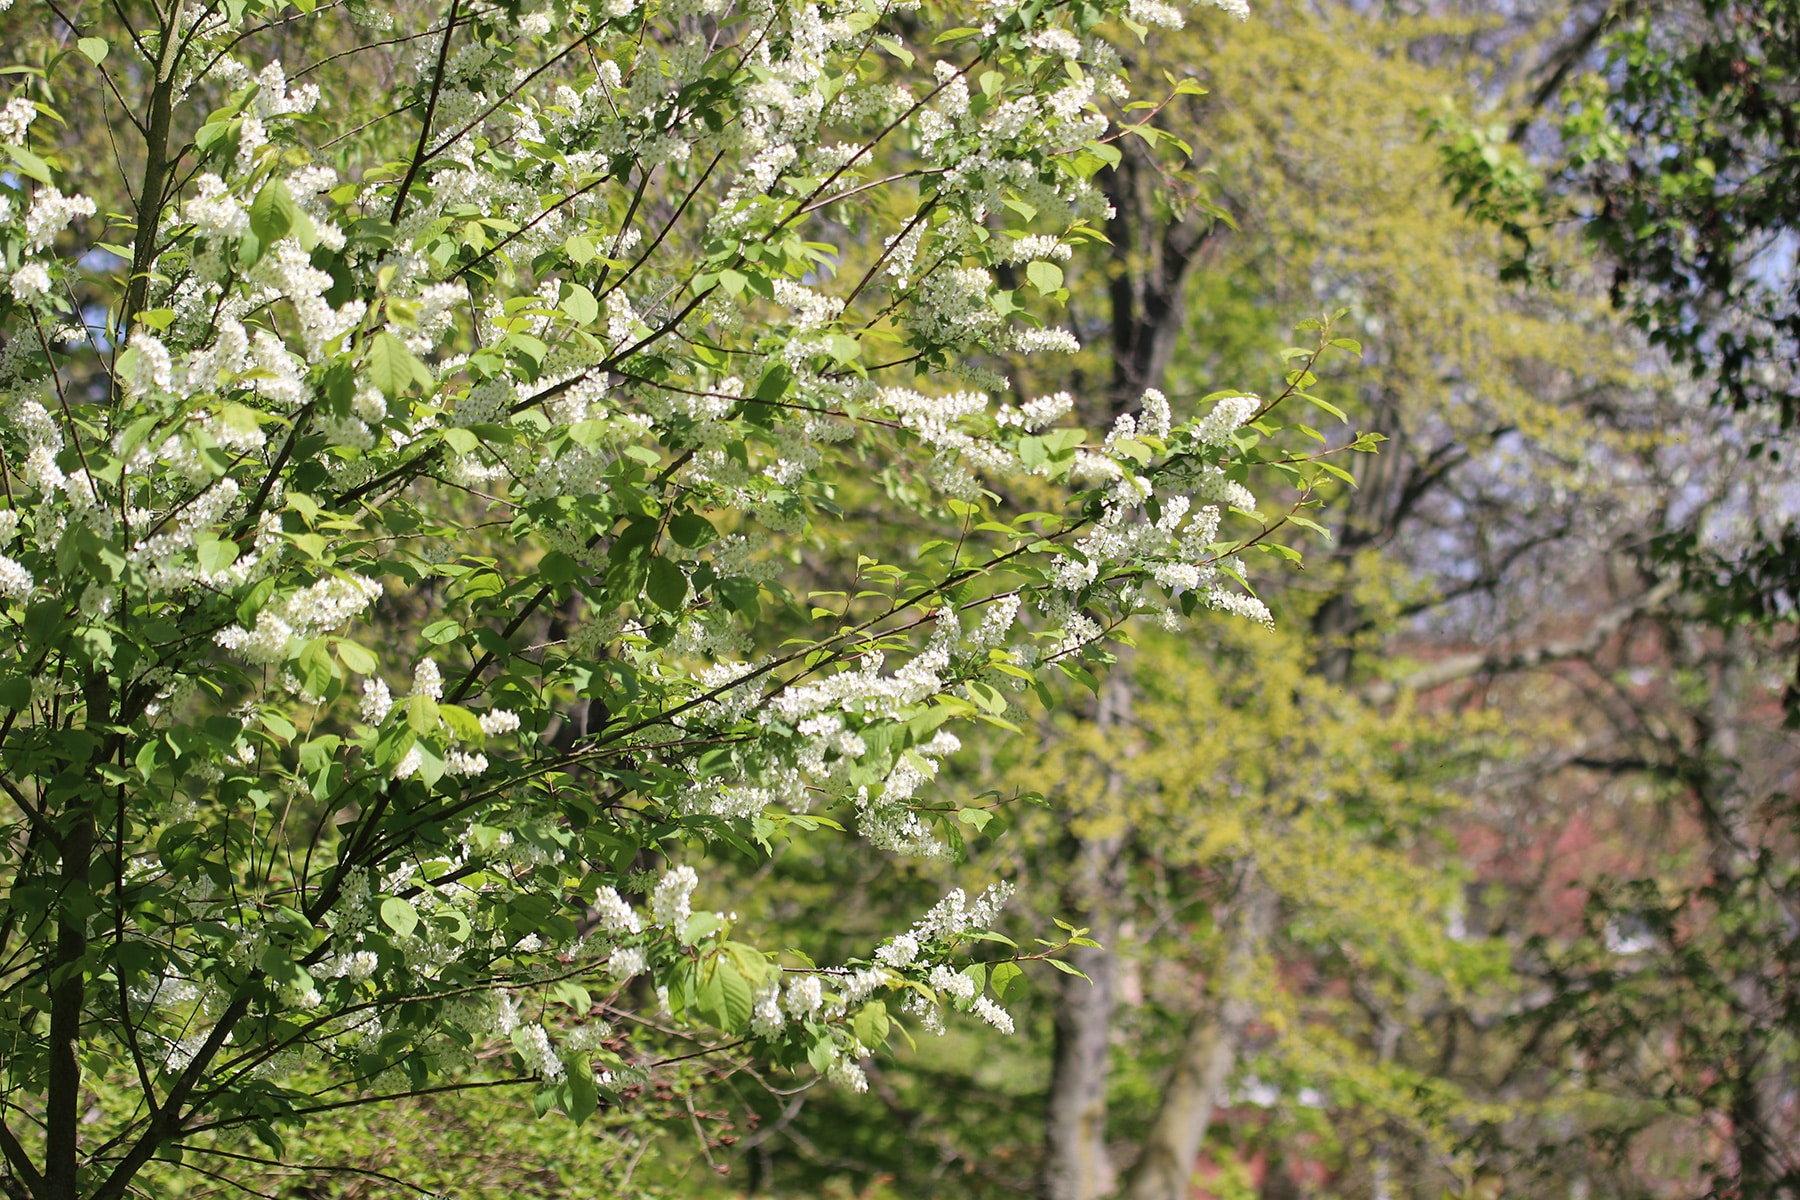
[0,0,1381,1194]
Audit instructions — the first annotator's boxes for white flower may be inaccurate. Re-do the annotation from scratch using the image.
[327,951,380,982]
[1139,389,1173,439]
[217,576,383,665]
[24,187,97,252]
[391,745,423,780]
[479,708,520,736]
[0,97,37,144]
[8,262,51,302]
[0,555,31,598]
[360,677,392,724]
[650,865,698,928]
[561,1023,613,1054]
[1008,327,1082,355]
[411,657,443,700]
[608,946,646,981]
[516,1023,565,1081]
[1192,394,1260,446]
[183,174,249,238]
[928,964,976,1003]
[875,934,920,968]
[750,983,784,1036]
[594,887,643,934]
[999,235,1073,264]
[444,749,488,777]
[1126,0,1186,26]
[973,995,1015,1034]
[783,975,823,1017]
[826,1056,869,1091]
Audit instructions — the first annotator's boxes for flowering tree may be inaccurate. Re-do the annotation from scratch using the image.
[0,0,1359,1194]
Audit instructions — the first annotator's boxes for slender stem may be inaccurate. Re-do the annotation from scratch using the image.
[389,0,463,224]
[122,0,190,336]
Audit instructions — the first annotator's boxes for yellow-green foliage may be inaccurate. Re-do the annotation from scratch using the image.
[1006,613,1510,1175]
[1179,2,1637,451]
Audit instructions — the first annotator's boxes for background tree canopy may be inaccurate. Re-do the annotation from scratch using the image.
[2,0,1796,1197]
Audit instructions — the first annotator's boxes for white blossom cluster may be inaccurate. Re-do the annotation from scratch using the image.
[0,0,1301,1134]
[215,575,384,663]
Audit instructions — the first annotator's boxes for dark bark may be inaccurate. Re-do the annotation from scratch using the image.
[1692,630,1797,1199]
[1101,141,1214,415]
[43,809,92,1200]
[1039,133,1215,1200]
[122,1,189,335]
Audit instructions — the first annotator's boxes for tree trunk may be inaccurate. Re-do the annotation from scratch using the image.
[1041,671,1134,1200]
[1102,142,1212,417]
[1690,628,1796,1199]
[1122,863,1276,1200]
[1042,837,1125,1200]
[1040,133,1214,1200]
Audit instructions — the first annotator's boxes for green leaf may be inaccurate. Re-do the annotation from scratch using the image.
[825,333,861,364]
[989,961,1023,1000]
[561,283,600,326]
[422,619,462,644]
[669,513,718,548]
[441,426,481,456]
[718,577,761,620]
[1297,391,1349,422]
[6,144,54,186]
[0,676,31,710]
[564,1062,598,1124]
[715,960,754,1032]
[852,1000,890,1048]
[195,536,239,577]
[874,36,915,66]
[1083,141,1122,169]
[537,550,578,584]
[248,178,316,250]
[955,807,994,832]
[380,897,418,939]
[297,637,335,696]
[77,37,109,65]
[754,364,791,404]
[336,639,378,674]
[374,724,417,770]
[438,703,484,744]
[365,331,432,399]
[553,981,593,1010]
[259,944,313,991]
[564,234,596,264]
[965,680,1008,715]
[681,911,723,946]
[645,558,687,611]
[408,696,439,735]
[1026,261,1064,293]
